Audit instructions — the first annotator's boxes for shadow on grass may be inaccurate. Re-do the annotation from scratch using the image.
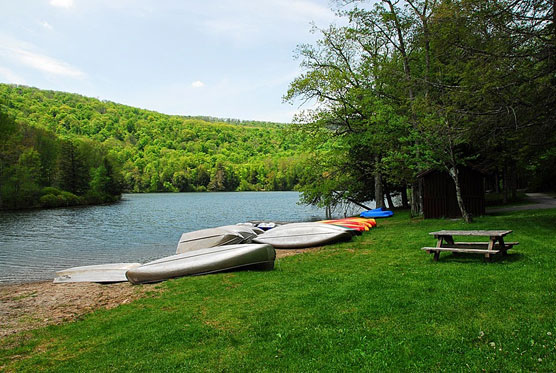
[432,252,524,263]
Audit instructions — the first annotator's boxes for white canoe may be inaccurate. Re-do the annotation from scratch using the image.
[252,222,352,249]
[53,263,141,283]
[126,244,276,285]
[176,227,244,254]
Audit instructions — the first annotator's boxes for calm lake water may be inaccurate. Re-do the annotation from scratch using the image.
[0,192,335,284]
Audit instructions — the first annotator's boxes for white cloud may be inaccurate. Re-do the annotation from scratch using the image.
[12,48,85,78]
[40,21,53,30]
[0,66,27,84]
[191,80,204,88]
[50,0,74,8]
[0,37,85,79]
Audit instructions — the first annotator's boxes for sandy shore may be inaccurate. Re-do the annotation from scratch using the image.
[0,247,321,338]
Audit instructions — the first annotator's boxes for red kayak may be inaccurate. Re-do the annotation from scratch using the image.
[319,217,376,231]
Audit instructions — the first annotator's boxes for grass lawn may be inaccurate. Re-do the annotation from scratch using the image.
[1,209,555,371]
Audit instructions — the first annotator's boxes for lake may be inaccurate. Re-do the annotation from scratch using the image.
[0,192,351,284]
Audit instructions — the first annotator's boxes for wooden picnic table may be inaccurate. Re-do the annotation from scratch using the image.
[422,230,519,261]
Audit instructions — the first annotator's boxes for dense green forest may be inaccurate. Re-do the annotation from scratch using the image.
[285,0,556,222]
[0,84,308,209]
[0,110,123,209]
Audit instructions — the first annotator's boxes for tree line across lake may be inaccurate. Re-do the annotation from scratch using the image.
[0,84,307,209]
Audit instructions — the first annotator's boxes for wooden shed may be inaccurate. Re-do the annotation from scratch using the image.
[418,167,485,219]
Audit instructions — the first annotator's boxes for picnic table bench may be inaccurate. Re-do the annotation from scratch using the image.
[422,230,518,261]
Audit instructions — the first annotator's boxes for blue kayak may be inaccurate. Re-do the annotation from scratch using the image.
[360,207,393,218]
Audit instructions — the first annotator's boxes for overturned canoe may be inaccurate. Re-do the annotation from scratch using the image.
[126,244,276,285]
[253,222,352,249]
[217,225,259,242]
[176,227,244,254]
[53,263,141,283]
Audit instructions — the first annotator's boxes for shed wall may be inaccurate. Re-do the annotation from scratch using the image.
[422,168,485,219]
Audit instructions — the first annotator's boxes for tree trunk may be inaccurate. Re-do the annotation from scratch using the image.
[374,156,384,209]
[503,162,508,204]
[511,161,517,200]
[401,184,409,208]
[448,166,472,223]
[384,184,394,209]
[374,171,384,209]
[410,181,423,217]
[494,168,500,193]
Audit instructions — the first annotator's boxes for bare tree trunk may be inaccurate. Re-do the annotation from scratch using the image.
[494,168,500,193]
[448,166,472,223]
[374,171,384,209]
[511,160,517,200]
[384,184,394,209]
[401,184,409,208]
[503,162,508,204]
[410,182,423,216]
[374,156,384,209]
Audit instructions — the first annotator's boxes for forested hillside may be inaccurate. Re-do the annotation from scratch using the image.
[0,110,123,209]
[0,84,307,205]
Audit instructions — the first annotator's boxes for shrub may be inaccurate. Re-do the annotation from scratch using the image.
[40,194,62,208]
[40,187,62,196]
[59,191,82,206]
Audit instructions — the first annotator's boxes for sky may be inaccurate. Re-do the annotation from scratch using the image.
[0,0,339,123]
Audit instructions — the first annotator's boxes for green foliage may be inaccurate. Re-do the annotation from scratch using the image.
[0,107,122,209]
[287,0,556,218]
[0,84,308,196]
[1,209,556,371]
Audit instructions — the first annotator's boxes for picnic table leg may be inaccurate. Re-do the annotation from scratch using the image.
[485,237,496,260]
[433,235,448,261]
[498,237,508,256]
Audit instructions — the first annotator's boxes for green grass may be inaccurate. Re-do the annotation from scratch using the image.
[2,209,556,372]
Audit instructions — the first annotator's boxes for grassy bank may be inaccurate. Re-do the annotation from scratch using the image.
[1,209,555,371]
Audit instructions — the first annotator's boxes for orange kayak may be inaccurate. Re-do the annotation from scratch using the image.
[319,217,376,230]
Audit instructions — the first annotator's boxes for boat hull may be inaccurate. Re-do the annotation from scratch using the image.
[53,263,141,283]
[127,244,276,285]
[176,228,244,254]
[253,222,352,249]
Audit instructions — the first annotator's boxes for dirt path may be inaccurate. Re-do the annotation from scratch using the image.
[0,248,320,338]
[486,193,556,214]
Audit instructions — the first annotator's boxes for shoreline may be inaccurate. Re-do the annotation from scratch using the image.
[0,247,321,338]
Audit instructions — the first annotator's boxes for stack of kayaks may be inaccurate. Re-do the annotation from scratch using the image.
[360,207,393,218]
[319,217,376,232]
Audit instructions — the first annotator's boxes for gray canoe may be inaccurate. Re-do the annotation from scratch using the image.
[53,263,141,283]
[176,227,244,254]
[252,222,352,249]
[217,225,259,242]
[126,244,276,285]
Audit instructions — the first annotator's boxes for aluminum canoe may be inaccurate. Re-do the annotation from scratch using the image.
[127,244,276,285]
[176,227,244,254]
[53,263,141,283]
[252,222,352,249]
